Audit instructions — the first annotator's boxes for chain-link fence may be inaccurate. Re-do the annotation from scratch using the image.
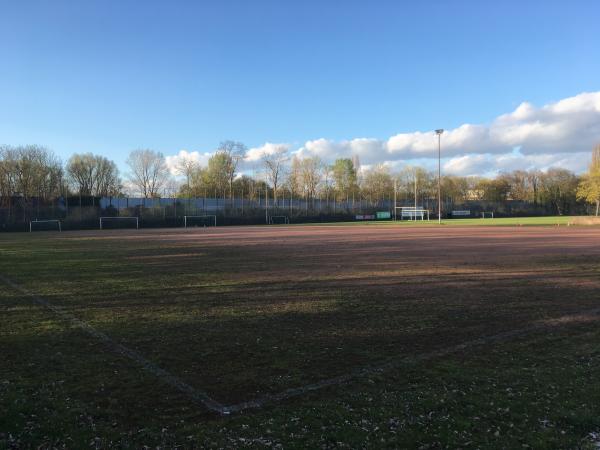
[0,195,591,232]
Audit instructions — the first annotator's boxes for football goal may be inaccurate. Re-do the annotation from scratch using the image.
[481,211,494,219]
[99,216,139,230]
[184,215,217,228]
[29,219,61,232]
[396,207,430,221]
[268,215,290,224]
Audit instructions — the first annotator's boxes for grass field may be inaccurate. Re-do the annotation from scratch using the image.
[305,215,579,227]
[2,223,600,448]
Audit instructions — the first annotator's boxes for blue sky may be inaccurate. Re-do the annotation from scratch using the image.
[1,0,599,176]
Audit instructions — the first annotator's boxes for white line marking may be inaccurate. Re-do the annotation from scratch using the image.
[222,308,600,413]
[0,275,230,415]
[4,274,600,416]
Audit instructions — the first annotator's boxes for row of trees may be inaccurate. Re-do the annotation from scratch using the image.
[176,144,597,216]
[2,143,600,215]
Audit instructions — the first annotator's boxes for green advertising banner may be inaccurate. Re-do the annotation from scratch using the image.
[376,211,391,219]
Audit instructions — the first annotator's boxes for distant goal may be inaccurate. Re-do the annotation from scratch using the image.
[268,215,290,225]
[99,216,139,230]
[396,207,430,221]
[30,219,61,232]
[184,215,217,228]
[481,212,495,219]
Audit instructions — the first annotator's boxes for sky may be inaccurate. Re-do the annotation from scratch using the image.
[1,0,599,178]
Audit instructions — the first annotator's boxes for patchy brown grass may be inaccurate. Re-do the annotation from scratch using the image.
[2,224,600,447]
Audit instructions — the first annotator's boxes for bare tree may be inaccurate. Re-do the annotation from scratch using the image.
[300,156,322,201]
[321,163,334,204]
[217,140,247,199]
[262,145,289,205]
[67,153,120,196]
[175,157,200,197]
[362,164,393,205]
[1,145,63,201]
[126,149,169,198]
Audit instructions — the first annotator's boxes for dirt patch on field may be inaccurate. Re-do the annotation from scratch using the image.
[569,216,600,225]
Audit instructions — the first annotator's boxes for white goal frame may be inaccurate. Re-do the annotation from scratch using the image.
[396,207,430,221]
[268,215,290,224]
[481,212,495,219]
[99,216,139,230]
[184,215,217,228]
[30,219,62,232]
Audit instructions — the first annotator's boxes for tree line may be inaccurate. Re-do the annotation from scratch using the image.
[2,142,600,215]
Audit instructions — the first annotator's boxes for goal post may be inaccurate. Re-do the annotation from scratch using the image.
[184,215,217,228]
[481,211,494,219]
[99,216,139,230]
[268,215,290,224]
[395,207,430,221]
[29,219,62,232]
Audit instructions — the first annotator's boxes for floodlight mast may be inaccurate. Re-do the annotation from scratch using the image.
[435,129,444,224]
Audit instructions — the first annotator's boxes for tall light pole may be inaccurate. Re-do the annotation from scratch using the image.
[435,129,444,224]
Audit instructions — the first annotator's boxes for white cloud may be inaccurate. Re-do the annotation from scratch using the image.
[165,150,213,176]
[442,150,590,177]
[165,91,600,177]
[245,142,291,162]
[294,91,600,170]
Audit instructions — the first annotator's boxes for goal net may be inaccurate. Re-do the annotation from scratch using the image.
[481,212,494,219]
[184,215,217,228]
[396,207,430,221]
[30,219,61,232]
[268,215,290,224]
[99,217,139,230]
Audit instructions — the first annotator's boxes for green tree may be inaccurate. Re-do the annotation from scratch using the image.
[475,178,511,202]
[577,144,600,216]
[441,175,469,204]
[539,168,579,215]
[331,158,358,201]
[204,152,231,198]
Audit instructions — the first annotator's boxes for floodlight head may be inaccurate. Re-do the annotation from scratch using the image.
[435,129,444,135]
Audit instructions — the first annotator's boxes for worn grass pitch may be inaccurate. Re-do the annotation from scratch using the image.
[2,223,600,448]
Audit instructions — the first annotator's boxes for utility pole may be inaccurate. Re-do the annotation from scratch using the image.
[393,180,397,221]
[265,188,269,224]
[414,169,417,212]
[435,129,444,224]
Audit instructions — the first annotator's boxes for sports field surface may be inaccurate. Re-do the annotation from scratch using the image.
[2,222,600,448]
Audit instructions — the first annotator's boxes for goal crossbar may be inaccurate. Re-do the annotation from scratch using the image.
[395,207,430,221]
[99,216,139,230]
[30,219,62,232]
[184,215,217,227]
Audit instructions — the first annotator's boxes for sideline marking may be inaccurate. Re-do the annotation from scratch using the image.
[4,274,600,415]
[223,307,600,413]
[0,275,230,415]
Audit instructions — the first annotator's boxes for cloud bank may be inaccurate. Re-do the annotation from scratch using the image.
[165,149,213,175]
[167,91,600,177]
